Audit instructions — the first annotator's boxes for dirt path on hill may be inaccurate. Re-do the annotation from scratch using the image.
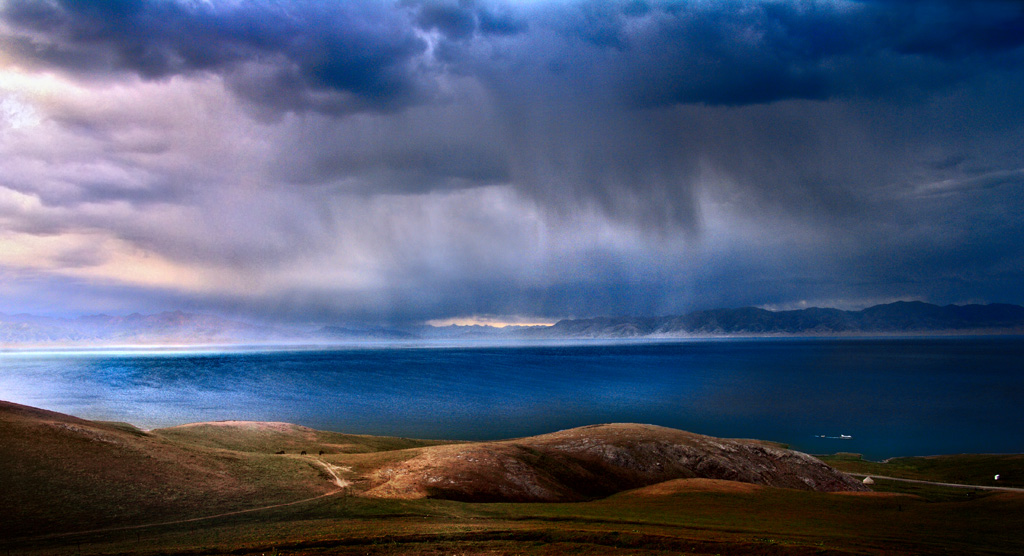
[849,473,1024,492]
[311,457,352,488]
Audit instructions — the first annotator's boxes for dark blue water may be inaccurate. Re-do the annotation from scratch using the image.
[2,337,1022,459]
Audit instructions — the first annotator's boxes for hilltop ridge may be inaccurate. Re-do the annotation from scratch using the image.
[360,423,866,502]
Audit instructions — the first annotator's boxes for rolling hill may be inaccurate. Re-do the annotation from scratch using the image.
[5,401,1024,555]
[1,400,863,540]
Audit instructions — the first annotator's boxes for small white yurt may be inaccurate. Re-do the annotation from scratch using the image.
[862,476,875,485]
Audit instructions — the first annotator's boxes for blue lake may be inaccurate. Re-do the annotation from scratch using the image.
[1,337,1022,460]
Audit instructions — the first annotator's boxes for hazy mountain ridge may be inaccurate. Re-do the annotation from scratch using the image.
[0,311,281,346]
[533,301,1024,338]
[315,325,418,341]
[3,301,1022,347]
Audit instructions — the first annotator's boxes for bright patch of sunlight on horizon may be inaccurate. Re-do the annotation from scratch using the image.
[426,315,557,328]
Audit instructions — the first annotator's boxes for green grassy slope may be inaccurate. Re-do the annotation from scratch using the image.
[9,479,1024,556]
[153,421,452,454]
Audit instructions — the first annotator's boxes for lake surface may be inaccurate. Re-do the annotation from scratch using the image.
[2,337,1022,460]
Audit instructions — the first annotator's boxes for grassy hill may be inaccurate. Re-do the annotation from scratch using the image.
[3,400,1023,555]
[357,423,866,502]
[0,401,336,538]
[153,420,452,454]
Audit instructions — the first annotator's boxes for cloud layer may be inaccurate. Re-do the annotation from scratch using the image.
[1,0,1023,323]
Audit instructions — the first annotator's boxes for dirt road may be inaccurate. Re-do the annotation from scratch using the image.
[849,473,1024,493]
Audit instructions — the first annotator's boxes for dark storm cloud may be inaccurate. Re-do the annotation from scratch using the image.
[416,1,477,40]
[1,0,428,113]
[476,4,528,36]
[409,0,528,42]
[516,0,1024,107]
[2,0,1024,323]
[373,0,1024,231]
[5,1,1023,109]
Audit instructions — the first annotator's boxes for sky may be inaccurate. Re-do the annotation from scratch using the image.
[0,0,1022,326]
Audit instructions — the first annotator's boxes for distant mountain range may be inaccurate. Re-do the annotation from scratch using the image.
[2,301,1023,347]
[315,325,418,341]
[528,301,1024,338]
[0,311,279,347]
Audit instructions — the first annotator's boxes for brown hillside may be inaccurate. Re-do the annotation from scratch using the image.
[1,401,866,540]
[0,401,334,538]
[623,477,766,495]
[362,423,867,502]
